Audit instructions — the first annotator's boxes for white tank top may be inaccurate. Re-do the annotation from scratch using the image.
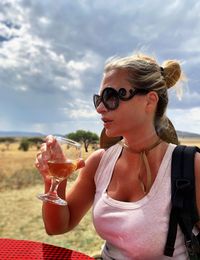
[93,143,188,260]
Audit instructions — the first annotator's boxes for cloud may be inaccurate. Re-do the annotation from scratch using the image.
[168,107,200,134]
[0,0,200,134]
[62,98,97,119]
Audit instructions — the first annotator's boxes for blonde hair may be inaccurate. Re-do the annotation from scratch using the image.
[104,53,184,143]
[104,53,182,90]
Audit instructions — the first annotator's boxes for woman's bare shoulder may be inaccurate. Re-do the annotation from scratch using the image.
[84,148,105,172]
[75,148,106,183]
[195,151,200,181]
[195,151,200,227]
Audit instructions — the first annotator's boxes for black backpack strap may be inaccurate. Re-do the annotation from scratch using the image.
[164,145,186,257]
[179,146,200,233]
[164,145,200,257]
[164,207,179,256]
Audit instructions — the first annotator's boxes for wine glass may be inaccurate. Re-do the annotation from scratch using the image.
[37,136,82,206]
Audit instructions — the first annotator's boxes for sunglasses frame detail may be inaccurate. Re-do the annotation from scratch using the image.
[93,87,149,111]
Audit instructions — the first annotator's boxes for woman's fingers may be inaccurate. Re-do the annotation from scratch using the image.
[35,135,63,174]
[46,135,65,161]
[35,135,85,177]
[35,152,49,173]
[45,135,56,147]
[77,158,85,170]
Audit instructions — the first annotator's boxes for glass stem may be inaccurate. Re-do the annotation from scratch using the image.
[48,177,61,196]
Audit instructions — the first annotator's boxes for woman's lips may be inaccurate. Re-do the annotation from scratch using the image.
[102,118,113,127]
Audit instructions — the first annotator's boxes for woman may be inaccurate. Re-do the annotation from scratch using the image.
[35,53,200,259]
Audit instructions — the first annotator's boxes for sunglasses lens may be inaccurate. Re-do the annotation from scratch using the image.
[93,95,101,108]
[93,88,119,110]
[103,88,119,110]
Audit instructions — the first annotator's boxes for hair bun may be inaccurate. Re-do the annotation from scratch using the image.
[162,60,181,89]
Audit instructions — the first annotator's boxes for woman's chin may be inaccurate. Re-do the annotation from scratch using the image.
[105,129,119,138]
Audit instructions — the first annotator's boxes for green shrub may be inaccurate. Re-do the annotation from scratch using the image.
[19,139,30,151]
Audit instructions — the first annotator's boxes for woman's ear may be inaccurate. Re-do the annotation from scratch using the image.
[145,91,159,113]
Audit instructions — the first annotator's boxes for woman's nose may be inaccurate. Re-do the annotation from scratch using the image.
[96,101,108,114]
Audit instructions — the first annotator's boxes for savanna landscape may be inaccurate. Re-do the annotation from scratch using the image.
[0,136,200,257]
[0,139,103,257]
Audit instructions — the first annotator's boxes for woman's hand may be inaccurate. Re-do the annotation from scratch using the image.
[35,135,55,181]
[35,135,85,181]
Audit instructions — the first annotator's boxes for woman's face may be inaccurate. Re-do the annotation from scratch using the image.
[96,69,149,138]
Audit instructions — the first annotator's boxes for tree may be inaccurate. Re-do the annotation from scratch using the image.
[67,130,99,152]
[0,137,16,150]
[27,137,44,150]
[18,138,30,151]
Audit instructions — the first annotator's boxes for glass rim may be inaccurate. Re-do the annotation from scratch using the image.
[54,136,81,148]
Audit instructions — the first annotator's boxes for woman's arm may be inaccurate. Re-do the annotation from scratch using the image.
[195,151,200,228]
[41,148,105,235]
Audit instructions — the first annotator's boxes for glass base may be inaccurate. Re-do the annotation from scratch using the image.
[37,193,68,206]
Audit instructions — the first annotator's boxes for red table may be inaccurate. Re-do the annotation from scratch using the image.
[0,238,94,259]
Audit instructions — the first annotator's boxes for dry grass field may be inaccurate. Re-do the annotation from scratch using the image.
[0,141,103,256]
[0,137,200,256]
[179,137,200,147]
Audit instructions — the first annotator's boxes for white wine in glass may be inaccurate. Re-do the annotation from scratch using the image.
[37,136,82,206]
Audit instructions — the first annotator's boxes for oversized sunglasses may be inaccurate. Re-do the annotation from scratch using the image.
[93,87,149,110]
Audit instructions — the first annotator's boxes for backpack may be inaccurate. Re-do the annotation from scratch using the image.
[164,145,200,259]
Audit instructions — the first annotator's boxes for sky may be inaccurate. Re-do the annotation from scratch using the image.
[0,0,200,136]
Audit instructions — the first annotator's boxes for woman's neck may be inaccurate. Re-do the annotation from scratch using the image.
[123,130,159,152]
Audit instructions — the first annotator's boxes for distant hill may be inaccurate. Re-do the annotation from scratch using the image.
[0,131,45,137]
[0,130,200,139]
[177,130,200,139]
